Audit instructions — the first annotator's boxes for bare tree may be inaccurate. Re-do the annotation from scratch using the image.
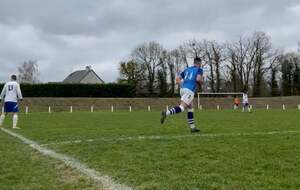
[226,42,239,92]
[251,32,272,96]
[18,60,39,83]
[156,50,168,96]
[202,40,226,92]
[168,48,191,94]
[280,53,300,96]
[177,45,190,68]
[267,53,281,96]
[131,41,163,95]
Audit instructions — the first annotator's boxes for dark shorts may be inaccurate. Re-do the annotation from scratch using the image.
[244,103,249,107]
[4,102,19,113]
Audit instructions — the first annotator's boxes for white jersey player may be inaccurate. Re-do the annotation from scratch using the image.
[242,92,250,112]
[0,75,23,129]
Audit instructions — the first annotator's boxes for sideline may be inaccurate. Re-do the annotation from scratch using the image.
[0,127,132,190]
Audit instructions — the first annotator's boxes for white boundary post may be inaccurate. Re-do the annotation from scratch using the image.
[217,105,220,110]
[91,105,94,113]
[298,104,300,110]
[148,105,151,112]
[282,104,286,110]
[200,105,202,110]
[111,105,114,112]
[48,106,51,113]
[25,106,29,114]
[266,104,269,110]
[70,106,73,113]
[129,106,132,112]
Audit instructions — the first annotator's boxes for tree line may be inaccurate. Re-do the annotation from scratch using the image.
[118,31,300,97]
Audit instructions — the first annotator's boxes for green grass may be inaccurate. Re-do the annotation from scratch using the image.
[0,128,101,190]
[1,109,300,189]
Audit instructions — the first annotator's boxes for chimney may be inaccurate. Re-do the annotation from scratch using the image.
[86,66,91,71]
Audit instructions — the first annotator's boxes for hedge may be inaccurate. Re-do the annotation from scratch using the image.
[0,83,135,97]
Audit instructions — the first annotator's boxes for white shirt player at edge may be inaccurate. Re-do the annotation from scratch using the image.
[242,93,249,104]
[0,81,23,102]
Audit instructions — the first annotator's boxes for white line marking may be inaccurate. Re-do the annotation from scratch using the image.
[0,128,132,190]
[40,130,300,147]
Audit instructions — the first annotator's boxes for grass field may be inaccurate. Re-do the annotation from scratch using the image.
[1,109,300,190]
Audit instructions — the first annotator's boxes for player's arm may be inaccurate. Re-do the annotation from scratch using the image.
[16,84,23,101]
[176,71,184,85]
[175,75,182,85]
[196,68,204,85]
[196,74,203,85]
[0,84,7,102]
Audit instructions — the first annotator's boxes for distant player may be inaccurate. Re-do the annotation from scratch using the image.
[0,75,23,129]
[234,97,240,109]
[242,91,250,112]
[161,57,203,133]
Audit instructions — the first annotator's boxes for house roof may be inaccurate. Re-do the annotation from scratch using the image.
[63,69,104,83]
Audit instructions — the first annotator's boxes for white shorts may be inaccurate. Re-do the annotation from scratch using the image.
[180,88,194,105]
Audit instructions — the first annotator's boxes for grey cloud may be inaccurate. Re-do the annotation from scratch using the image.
[0,0,299,82]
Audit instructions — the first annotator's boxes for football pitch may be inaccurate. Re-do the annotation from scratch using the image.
[1,109,300,190]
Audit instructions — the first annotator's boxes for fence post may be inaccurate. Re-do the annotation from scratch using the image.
[298,104,300,110]
[266,104,269,110]
[148,105,151,112]
[111,105,114,112]
[129,106,132,112]
[282,104,286,110]
[91,105,94,113]
[200,105,202,110]
[70,106,73,113]
[217,105,220,110]
[25,106,29,114]
[48,106,51,113]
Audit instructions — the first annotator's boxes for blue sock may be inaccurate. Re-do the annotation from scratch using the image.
[166,106,183,115]
[187,111,195,129]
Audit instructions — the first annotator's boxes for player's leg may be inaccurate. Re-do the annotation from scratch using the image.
[247,103,251,112]
[12,113,20,129]
[166,88,189,116]
[161,88,192,124]
[161,102,187,124]
[0,102,9,126]
[186,105,200,133]
[0,113,6,126]
[9,102,20,129]
[166,103,186,116]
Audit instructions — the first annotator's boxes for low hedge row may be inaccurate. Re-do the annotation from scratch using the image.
[0,83,135,97]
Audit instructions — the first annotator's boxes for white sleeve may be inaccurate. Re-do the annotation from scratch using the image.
[0,84,7,100]
[17,84,23,100]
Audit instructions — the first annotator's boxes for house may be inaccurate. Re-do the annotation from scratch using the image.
[63,66,104,84]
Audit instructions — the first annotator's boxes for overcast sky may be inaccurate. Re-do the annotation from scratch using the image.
[0,0,299,83]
